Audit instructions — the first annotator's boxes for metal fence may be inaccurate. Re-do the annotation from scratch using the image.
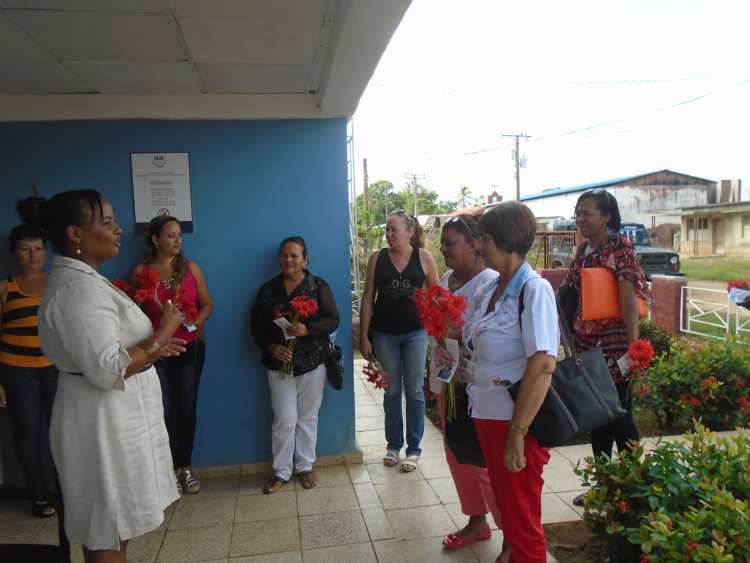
[680,286,732,339]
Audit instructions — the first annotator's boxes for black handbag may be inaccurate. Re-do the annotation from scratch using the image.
[444,383,486,467]
[325,340,344,390]
[557,283,578,334]
[508,284,627,448]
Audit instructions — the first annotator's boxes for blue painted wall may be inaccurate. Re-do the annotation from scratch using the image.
[0,119,355,471]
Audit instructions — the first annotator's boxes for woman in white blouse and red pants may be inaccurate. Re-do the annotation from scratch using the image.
[463,202,560,563]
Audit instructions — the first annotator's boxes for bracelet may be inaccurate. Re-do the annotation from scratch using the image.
[510,422,528,436]
[144,341,161,354]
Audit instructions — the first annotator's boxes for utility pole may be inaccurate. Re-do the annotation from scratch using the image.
[501,133,530,201]
[404,172,426,216]
[362,158,369,213]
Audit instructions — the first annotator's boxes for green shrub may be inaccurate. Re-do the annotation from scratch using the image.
[577,424,750,562]
[632,338,750,431]
[639,319,675,359]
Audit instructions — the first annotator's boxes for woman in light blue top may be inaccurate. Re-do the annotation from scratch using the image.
[462,202,560,563]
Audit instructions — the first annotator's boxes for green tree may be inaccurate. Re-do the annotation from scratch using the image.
[357,180,403,225]
[402,177,456,216]
[457,185,474,209]
[353,179,456,286]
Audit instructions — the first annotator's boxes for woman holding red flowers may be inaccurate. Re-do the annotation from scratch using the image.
[130,215,213,496]
[558,190,650,507]
[360,211,439,473]
[251,236,339,493]
[430,214,502,553]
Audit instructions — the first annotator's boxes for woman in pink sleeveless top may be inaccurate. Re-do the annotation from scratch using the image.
[130,215,213,496]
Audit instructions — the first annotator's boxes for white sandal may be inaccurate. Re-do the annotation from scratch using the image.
[400,454,419,473]
[383,449,400,467]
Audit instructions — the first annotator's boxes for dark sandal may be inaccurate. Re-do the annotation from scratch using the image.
[299,470,318,489]
[33,499,56,518]
[262,475,287,495]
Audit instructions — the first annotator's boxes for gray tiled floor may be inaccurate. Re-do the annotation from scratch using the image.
[2,359,587,561]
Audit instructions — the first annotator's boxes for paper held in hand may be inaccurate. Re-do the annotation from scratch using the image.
[273,317,295,340]
[616,352,631,376]
[435,338,460,384]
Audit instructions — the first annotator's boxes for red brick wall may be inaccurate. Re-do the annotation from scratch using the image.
[540,268,567,291]
[650,276,688,335]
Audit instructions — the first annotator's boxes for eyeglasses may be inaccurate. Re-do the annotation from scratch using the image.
[444,215,477,238]
[391,210,417,226]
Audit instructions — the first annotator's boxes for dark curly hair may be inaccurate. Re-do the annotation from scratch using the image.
[9,196,46,253]
[15,190,104,256]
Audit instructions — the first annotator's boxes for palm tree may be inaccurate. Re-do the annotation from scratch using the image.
[457,185,473,209]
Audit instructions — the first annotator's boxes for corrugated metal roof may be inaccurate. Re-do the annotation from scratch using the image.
[521,169,713,202]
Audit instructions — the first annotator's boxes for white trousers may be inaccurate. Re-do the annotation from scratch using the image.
[267,364,326,481]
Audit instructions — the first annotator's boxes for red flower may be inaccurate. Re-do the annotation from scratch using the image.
[614,500,630,514]
[738,396,749,410]
[363,362,389,390]
[290,296,318,319]
[678,394,701,407]
[414,285,467,342]
[686,541,699,554]
[627,339,655,371]
[112,278,131,293]
[131,269,158,304]
[701,377,718,390]
[640,556,650,563]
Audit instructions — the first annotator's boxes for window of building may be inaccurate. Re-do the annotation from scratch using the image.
[686,217,710,242]
[742,215,750,239]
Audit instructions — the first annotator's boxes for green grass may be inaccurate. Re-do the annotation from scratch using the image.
[680,257,750,282]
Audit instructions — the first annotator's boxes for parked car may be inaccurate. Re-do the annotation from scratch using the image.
[548,221,682,278]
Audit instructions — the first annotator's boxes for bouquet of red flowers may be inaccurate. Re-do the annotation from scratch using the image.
[414,285,467,342]
[727,279,750,291]
[113,269,158,305]
[628,339,655,371]
[278,295,318,375]
[363,358,389,390]
[414,285,467,419]
[628,339,655,399]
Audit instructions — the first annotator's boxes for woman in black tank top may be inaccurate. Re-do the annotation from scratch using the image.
[360,212,439,472]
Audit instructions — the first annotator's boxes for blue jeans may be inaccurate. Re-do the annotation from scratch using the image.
[156,339,205,469]
[0,364,58,498]
[372,329,428,457]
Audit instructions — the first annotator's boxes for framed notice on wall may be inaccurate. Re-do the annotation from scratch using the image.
[131,152,194,233]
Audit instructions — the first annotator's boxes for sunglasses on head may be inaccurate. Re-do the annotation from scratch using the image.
[445,215,477,238]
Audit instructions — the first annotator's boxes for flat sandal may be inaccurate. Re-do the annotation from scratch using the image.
[262,475,287,494]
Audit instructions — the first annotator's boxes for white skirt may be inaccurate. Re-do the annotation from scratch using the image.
[50,368,179,550]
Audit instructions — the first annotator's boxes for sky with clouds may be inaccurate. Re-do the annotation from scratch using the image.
[352,0,750,205]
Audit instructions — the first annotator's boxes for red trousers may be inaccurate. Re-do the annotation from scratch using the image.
[438,394,501,527]
[474,418,550,563]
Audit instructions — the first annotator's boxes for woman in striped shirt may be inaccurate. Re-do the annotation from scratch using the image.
[0,196,58,517]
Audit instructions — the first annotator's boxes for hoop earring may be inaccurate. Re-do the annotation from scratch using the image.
[76,246,82,256]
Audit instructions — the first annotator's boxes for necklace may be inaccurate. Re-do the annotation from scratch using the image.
[160,278,176,290]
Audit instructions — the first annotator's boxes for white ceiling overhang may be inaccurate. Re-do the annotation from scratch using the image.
[0,0,410,120]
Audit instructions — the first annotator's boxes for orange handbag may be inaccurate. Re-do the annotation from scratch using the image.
[580,267,648,321]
